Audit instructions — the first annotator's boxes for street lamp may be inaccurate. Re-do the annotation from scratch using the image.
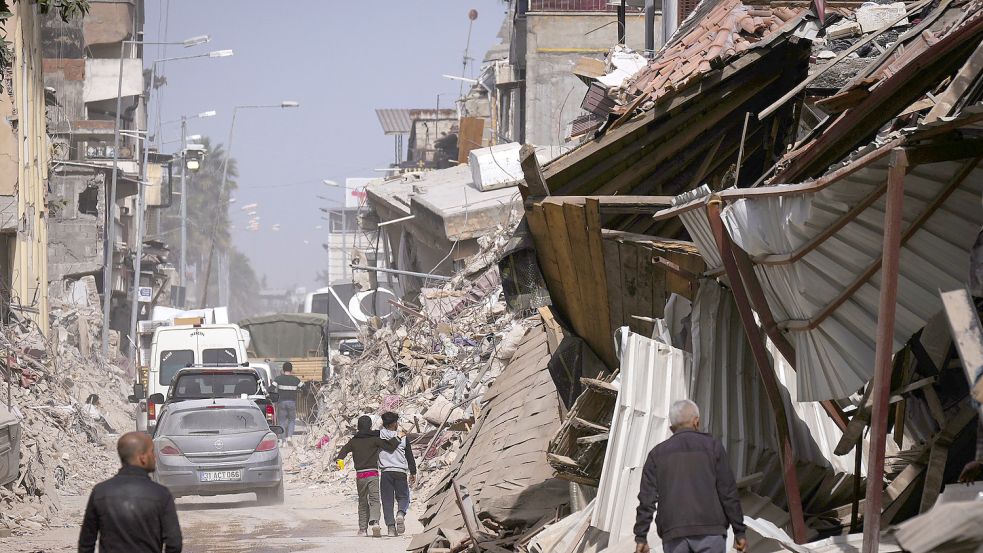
[200,101,301,307]
[163,109,217,300]
[115,45,233,361]
[101,35,210,357]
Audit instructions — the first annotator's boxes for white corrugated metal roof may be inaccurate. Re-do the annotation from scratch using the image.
[719,150,983,401]
[591,328,690,542]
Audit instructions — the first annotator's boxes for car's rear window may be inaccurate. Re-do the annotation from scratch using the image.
[159,350,194,385]
[163,408,266,435]
[203,348,238,365]
[171,373,259,399]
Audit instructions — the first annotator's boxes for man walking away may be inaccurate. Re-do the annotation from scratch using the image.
[379,412,417,536]
[272,362,302,442]
[79,432,182,553]
[335,415,401,537]
[635,400,746,553]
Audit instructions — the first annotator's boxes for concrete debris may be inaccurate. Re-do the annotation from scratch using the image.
[0,292,133,535]
[855,2,908,33]
[286,222,532,504]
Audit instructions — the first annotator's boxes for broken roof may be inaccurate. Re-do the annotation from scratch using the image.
[658,114,983,401]
[623,0,804,113]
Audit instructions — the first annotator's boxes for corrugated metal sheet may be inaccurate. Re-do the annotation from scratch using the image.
[673,185,723,270]
[591,329,690,542]
[746,518,903,552]
[589,284,876,546]
[375,108,413,135]
[691,280,871,513]
[719,151,983,401]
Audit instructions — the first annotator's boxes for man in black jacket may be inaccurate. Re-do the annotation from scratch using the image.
[635,400,746,553]
[79,432,182,553]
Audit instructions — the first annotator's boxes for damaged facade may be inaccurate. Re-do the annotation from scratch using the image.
[0,3,52,334]
[42,0,173,350]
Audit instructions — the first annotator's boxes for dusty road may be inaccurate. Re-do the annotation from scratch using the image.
[2,477,422,552]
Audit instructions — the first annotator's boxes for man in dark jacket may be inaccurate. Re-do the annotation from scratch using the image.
[79,432,182,553]
[635,400,746,553]
[272,362,303,441]
[335,415,400,537]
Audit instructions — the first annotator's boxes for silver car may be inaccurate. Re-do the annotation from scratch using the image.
[152,398,285,504]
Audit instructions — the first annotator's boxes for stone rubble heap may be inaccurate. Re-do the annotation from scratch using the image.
[285,224,531,498]
[0,278,133,536]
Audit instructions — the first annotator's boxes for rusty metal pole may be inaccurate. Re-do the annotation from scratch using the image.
[862,148,907,553]
[708,199,808,544]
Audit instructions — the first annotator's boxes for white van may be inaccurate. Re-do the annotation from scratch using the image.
[137,323,251,431]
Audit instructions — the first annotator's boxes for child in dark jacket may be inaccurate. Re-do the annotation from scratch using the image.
[335,415,400,537]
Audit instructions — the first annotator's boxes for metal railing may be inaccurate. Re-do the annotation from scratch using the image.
[527,0,644,12]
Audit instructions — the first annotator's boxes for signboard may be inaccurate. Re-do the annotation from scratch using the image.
[137,286,153,303]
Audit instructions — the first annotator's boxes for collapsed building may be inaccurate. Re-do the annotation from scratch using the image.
[316,1,983,552]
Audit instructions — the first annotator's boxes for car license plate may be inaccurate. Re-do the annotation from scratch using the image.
[199,470,241,482]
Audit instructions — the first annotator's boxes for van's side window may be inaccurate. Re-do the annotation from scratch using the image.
[203,348,238,365]
[160,350,194,384]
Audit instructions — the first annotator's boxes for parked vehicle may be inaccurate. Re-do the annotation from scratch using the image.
[152,398,285,504]
[151,367,278,428]
[134,320,251,432]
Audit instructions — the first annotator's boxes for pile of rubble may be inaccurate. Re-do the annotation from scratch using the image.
[286,225,530,495]
[0,277,133,536]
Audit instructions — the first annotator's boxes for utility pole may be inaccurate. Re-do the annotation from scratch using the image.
[179,116,188,307]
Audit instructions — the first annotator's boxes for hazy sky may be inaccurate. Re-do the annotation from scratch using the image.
[144,1,507,291]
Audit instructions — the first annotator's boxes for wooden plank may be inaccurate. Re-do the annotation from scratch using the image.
[576,433,609,445]
[525,205,566,315]
[547,453,580,468]
[636,243,656,326]
[940,289,983,407]
[539,195,674,214]
[602,239,625,346]
[571,417,609,432]
[585,198,615,368]
[562,202,599,347]
[519,144,550,200]
[543,202,585,336]
[458,117,485,164]
[919,442,950,512]
[619,241,647,336]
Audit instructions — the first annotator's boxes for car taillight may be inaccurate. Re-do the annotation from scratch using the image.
[148,402,156,421]
[159,444,182,456]
[265,403,275,424]
[256,433,277,452]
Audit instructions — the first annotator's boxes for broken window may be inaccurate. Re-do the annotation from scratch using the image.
[77,185,98,216]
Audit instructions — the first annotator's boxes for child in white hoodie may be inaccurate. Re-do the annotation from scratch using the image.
[378,412,417,536]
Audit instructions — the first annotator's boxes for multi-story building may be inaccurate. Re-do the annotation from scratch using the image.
[42,0,172,348]
[321,178,381,287]
[0,2,51,332]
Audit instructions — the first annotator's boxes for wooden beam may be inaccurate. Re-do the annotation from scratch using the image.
[862,148,907,553]
[519,143,550,200]
[537,195,674,214]
[940,288,983,408]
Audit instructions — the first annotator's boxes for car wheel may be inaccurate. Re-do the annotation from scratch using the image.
[258,480,284,505]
